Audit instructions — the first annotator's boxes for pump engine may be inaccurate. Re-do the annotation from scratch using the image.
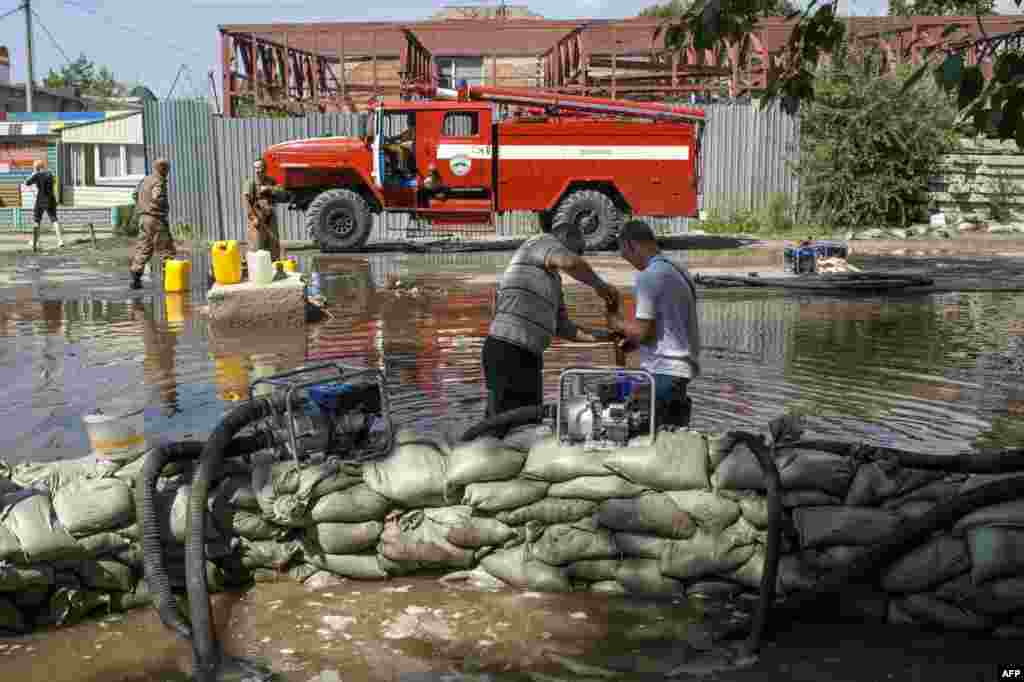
[557,368,656,450]
[249,362,393,462]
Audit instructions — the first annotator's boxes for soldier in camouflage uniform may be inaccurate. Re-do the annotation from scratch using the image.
[129,158,175,290]
[245,159,286,262]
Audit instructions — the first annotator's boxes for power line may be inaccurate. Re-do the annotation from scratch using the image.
[0,4,24,22]
[30,9,72,66]
[60,0,205,59]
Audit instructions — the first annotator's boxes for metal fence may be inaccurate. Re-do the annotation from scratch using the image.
[143,99,800,243]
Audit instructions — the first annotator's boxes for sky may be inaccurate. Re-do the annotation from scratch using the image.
[0,0,894,102]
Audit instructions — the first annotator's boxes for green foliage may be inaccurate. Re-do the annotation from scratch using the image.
[114,205,139,237]
[232,95,294,119]
[171,223,195,240]
[44,54,122,98]
[640,0,797,18]
[698,195,814,237]
[794,49,959,228]
[988,170,1019,223]
[889,0,994,15]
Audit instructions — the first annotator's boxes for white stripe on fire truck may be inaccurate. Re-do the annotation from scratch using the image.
[436,143,689,161]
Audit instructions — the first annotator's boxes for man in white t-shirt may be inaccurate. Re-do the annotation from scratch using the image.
[608,219,701,429]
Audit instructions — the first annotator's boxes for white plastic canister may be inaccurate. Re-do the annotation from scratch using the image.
[82,403,147,462]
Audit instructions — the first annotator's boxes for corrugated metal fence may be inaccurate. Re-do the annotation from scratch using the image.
[143,100,799,243]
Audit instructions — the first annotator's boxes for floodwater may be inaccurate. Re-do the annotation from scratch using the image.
[1,247,1023,680]
[1,248,1023,463]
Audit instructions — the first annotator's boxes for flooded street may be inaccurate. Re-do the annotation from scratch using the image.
[1,245,1023,680]
[1,248,1023,463]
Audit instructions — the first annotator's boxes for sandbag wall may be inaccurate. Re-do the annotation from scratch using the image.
[1,427,1023,637]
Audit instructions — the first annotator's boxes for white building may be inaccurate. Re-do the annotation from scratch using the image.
[59,111,145,208]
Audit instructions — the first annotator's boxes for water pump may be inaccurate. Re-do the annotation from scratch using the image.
[249,362,393,462]
[556,367,656,450]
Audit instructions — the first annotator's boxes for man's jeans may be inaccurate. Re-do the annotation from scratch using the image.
[653,374,692,430]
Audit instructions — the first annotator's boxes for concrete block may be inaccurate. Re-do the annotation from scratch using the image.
[207,273,306,328]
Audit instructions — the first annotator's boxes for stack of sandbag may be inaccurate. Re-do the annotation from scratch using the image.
[0,457,146,632]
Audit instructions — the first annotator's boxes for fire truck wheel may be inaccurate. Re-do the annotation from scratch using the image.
[552,189,624,251]
[305,188,374,251]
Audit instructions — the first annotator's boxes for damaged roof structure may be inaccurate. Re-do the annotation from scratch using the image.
[217,12,1024,117]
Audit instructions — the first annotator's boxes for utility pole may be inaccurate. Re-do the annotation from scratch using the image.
[24,0,34,112]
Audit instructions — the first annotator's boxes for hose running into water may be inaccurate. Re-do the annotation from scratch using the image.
[137,434,271,641]
[185,400,273,682]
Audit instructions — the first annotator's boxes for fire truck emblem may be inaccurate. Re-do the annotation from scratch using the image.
[449,155,472,177]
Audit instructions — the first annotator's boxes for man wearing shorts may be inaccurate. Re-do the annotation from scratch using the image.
[24,160,62,251]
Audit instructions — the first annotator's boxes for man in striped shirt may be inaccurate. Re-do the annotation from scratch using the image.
[483,221,620,421]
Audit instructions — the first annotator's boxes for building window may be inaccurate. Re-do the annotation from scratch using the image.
[94,143,146,183]
[437,56,483,90]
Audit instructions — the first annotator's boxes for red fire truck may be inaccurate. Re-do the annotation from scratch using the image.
[261,85,705,251]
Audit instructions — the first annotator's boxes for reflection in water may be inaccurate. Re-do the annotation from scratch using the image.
[0,253,1022,463]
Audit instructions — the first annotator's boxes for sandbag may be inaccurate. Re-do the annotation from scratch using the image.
[897,593,994,631]
[77,531,132,558]
[602,430,709,491]
[0,595,26,633]
[665,490,740,534]
[591,580,627,594]
[660,517,763,580]
[310,484,392,523]
[479,544,571,592]
[800,545,868,571]
[967,526,1024,584]
[736,494,769,530]
[567,559,620,582]
[0,523,21,562]
[110,578,153,612]
[461,479,549,513]
[446,436,527,492]
[613,532,670,560]
[422,506,516,549]
[363,441,448,507]
[501,425,551,453]
[782,490,842,507]
[253,459,356,527]
[882,478,962,510]
[53,478,134,537]
[43,587,111,627]
[706,432,733,471]
[10,456,118,493]
[844,459,944,507]
[954,500,1024,535]
[240,538,302,570]
[78,559,136,592]
[305,552,390,580]
[378,509,476,571]
[168,484,221,544]
[289,563,319,583]
[881,535,970,593]
[792,506,902,548]
[547,475,649,501]
[520,436,613,483]
[212,504,283,541]
[887,599,919,626]
[597,494,695,539]
[895,500,935,518]
[938,574,1024,617]
[494,498,597,526]
[216,473,260,510]
[305,521,382,556]
[2,494,82,562]
[617,558,685,596]
[712,445,854,496]
[530,518,618,566]
[0,563,53,591]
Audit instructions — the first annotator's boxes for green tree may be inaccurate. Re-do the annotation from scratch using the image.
[640,0,798,18]
[889,0,994,16]
[795,44,959,228]
[43,53,125,101]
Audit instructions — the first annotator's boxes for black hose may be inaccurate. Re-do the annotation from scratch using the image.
[728,432,783,657]
[137,434,271,641]
[185,401,272,682]
[776,474,1024,619]
[790,440,1024,474]
[458,404,546,443]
